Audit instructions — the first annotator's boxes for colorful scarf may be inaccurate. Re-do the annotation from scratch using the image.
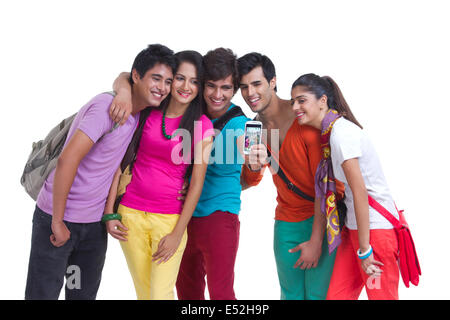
[315,109,342,254]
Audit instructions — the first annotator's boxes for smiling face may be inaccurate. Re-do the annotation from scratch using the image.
[291,85,328,129]
[239,66,275,114]
[203,74,234,118]
[171,61,199,106]
[132,63,173,108]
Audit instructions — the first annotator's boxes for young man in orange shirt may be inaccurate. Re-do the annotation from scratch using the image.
[238,53,341,300]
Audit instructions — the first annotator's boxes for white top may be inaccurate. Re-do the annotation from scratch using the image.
[330,118,398,230]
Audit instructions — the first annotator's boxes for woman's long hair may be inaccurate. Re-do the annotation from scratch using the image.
[159,50,205,138]
[158,50,205,178]
[292,73,363,129]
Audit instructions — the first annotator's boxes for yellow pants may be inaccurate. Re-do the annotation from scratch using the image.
[118,204,187,300]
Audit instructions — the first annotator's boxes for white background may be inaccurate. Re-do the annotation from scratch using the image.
[1,0,449,300]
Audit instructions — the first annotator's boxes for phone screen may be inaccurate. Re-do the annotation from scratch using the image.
[244,122,262,154]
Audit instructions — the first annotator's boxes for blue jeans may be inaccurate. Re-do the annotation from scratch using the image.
[25,206,107,300]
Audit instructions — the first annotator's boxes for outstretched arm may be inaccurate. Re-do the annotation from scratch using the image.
[241,143,268,190]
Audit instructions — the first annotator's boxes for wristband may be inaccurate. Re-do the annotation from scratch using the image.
[101,213,122,223]
[357,245,373,260]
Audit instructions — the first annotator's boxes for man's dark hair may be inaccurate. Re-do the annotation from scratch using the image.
[203,48,239,93]
[129,44,177,84]
[237,52,277,92]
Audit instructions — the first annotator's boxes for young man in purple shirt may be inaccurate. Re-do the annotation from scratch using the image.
[25,44,176,300]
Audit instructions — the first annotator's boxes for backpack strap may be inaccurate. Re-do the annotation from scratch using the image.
[368,195,401,229]
[105,91,118,135]
[119,107,152,172]
[213,105,245,131]
[98,91,119,140]
[183,105,246,180]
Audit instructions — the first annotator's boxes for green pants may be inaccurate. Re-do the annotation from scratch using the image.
[274,217,336,300]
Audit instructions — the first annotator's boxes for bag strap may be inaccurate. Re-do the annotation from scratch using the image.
[98,91,119,141]
[213,105,245,131]
[278,163,315,202]
[266,147,315,202]
[119,107,152,172]
[250,116,315,203]
[368,195,401,229]
[184,105,246,180]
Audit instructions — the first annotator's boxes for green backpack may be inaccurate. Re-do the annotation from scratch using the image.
[20,92,117,200]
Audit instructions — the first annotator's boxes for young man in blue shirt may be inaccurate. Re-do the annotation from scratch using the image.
[175,48,249,300]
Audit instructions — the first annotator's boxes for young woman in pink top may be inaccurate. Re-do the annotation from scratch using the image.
[104,50,213,300]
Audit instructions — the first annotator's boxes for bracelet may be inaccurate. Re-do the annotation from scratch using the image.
[101,213,122,223]
[357,245,373,260]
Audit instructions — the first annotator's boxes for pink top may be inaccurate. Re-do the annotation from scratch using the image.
[120,109,213,214]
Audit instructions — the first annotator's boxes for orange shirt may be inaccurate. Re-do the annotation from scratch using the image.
[243,120,344,222]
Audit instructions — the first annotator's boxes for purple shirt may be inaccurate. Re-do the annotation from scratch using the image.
[37,93,138,223]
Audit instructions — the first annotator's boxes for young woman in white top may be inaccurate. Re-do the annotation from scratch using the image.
[290,73,400,300]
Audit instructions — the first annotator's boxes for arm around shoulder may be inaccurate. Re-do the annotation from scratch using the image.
[110,72,132,125]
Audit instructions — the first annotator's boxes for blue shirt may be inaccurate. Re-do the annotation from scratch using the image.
[193,104,249,217]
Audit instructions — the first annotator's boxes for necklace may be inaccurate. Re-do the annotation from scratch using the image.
[162,109,178,139]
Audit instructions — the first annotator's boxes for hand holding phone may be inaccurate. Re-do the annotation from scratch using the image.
[243,121,263,155]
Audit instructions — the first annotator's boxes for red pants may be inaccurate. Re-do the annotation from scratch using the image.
[326,227,399,300]
[176,211,240,300]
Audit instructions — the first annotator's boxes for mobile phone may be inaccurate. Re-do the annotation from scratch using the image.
[243,121,263,155]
